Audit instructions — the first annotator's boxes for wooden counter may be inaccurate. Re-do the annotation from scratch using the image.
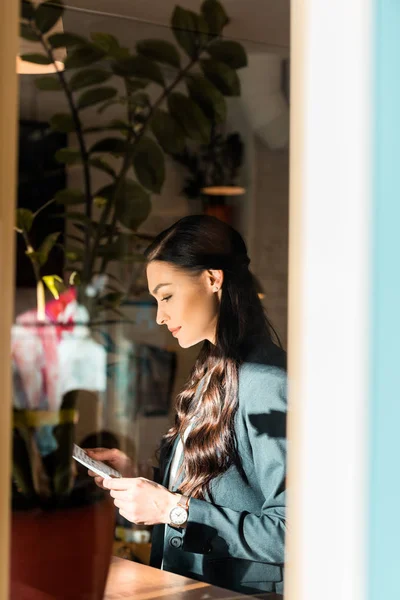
[105,557,282,599]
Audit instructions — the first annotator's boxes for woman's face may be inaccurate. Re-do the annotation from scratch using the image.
[146,261,222,348]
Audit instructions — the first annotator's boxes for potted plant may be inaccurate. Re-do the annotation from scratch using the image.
[173,126,245,223]
[13,0,247,597]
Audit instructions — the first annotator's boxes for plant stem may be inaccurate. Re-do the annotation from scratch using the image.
[21,229,44,320]
[95,55,200,276]
[38,31,93,284]
[33,197,57,219]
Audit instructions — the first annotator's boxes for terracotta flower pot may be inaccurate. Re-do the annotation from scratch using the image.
[10,495,115,600]
[204,204,234,225]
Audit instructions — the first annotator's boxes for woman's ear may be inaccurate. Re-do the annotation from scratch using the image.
[207,269,224,292]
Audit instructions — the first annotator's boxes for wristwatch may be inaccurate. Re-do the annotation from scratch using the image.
[169,494,190,528]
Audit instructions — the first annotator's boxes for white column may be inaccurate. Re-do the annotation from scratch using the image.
[0,0,19,597]
[286,1,372,599]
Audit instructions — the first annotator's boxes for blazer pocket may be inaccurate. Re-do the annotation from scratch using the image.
[205,557,283,584]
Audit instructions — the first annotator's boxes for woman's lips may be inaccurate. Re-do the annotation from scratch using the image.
[169,327,181,337]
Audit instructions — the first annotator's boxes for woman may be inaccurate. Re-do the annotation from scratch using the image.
[87,215,287,596]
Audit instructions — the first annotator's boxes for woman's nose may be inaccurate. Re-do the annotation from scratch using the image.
[156,305,168,326]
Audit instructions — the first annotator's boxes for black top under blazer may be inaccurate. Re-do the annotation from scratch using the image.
[150,339,287,596]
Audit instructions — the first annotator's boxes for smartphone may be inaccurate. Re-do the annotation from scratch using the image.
[72,444,122,479]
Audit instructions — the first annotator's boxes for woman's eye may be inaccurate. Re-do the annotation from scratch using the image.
[161,295,172,302]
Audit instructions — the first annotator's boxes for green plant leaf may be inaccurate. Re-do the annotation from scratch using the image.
[132,137,165,194]
[151,109,186,154]
[16,208,34,233]
[64,44,106,69]
[50,113,75,133]
[35,75,62,91]
[89,137,127,155]
[69,67,112,91]
[201,58,241,96]
[55,148,82,165]
[20,53,52,65]
[37,232,60,266]
[84,120,131,134]
[42,275,65,299]
[65,247,84,262]
[168,92,211,143]
[112,179,151,231]
[207,40,247,69]
[186,74,226,123]
[126,79,149,93]
[21,0,35,21]
[136,39,181,68]
[201,0,229,35]
[54,189,85,205]
[97,99,123,115]
[96,233,139,261]
[111,55,164,86]
[48,32,87,49]
[35,0,64,35]
[77,86,117,110]
[171,6,209,58]
[20,22,40,41]
[90,32,121,57]
[89,158,117,178]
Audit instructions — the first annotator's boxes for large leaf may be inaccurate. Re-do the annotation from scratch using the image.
[136,39,181,68]
[54,189,85,205]
[112,179,151,231]
[35,0,64,34]
[201,0,229,35]
[186,74,226,123]
[21,0,35,21]
[90,32,123,58]
[50,113,75,133]
[207,40,247,69]
[171,7,197,58]
[55,148,82,165]
[84,120,130,134]
[20,23,40,42]
[151,109,186,154]
[16,208,34,233]
[90,137,127,155]
[126,79,149,93]
[171,6,209,58]
[69,68,112,91]
[64,44,106,69]
[97,233,142,262]
[168,93,210,143]
[201,58,241,96]
[89,158,117,178]
[20,53,52,65]
[35,76,62,91]
[48,32,87,49]
[111,56,164,86]
[77,86,117,110]
[37,232,60,266]
[132,137,165,194]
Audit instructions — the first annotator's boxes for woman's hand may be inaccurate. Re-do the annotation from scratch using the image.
[84,447,136,490]
[102,476,180,526]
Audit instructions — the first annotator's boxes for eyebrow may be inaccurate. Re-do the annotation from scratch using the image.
[152,282,172,295]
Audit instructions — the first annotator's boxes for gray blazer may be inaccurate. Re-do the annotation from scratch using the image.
[150,341,287,596]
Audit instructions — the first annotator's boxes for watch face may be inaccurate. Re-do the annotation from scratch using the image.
[170,506,188,526]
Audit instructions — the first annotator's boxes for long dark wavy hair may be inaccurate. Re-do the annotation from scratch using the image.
[145,215,282,499]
